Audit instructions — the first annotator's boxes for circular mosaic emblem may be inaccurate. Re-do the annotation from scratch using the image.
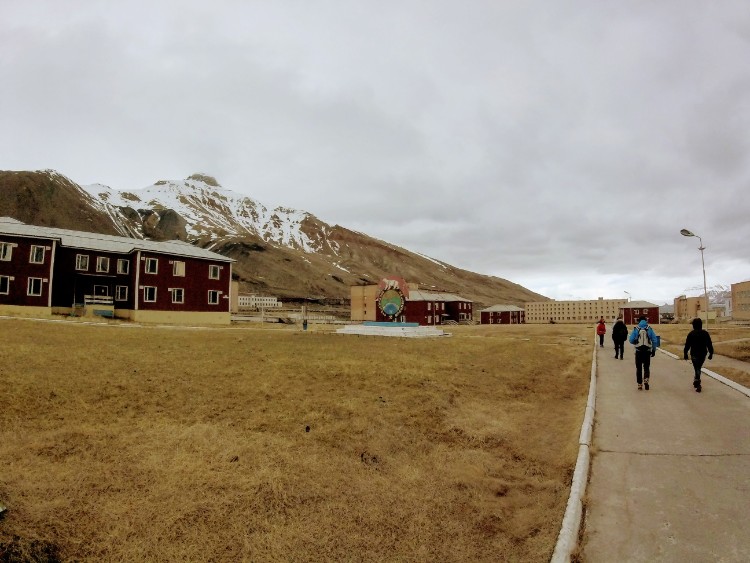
[378,287,405,319]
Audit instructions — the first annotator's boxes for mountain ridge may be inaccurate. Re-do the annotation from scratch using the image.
[0,169,548,308]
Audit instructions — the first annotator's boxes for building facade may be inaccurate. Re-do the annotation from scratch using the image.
[731,280,750,321]
[0,218,233,324]
[237,294,282,310]
[620,301,660,325]
[673,294,710,322]
[350,279,473,325]
[480,305,525,324]
[525,298,627,324]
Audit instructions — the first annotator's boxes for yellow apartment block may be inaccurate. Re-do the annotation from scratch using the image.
[525,298,628,324]
[731,280,750,321]
[350,284,381,321]
[673,295,709,321]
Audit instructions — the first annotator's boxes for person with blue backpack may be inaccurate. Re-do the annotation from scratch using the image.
[629,316,658,390]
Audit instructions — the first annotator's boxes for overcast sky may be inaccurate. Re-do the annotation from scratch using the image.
[2,1,749,305]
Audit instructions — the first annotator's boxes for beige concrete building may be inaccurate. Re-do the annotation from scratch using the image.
[673,294,711,322]
[351,284,381,322]
[525,298,627,324]
[731,280,750,321]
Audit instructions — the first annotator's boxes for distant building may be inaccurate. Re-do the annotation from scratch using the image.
[0,217,232,324]
[620,301,660,325]
[238,294,282,310]
[673,294,711,322]
[731,280,750,321]
[525,298,627,324]
[480,305,525,324]
[350,277,473,325]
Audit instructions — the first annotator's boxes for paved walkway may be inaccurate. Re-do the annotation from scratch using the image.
[581,344,750,562]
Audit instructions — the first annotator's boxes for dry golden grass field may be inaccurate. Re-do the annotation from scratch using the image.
[0,319,595,562]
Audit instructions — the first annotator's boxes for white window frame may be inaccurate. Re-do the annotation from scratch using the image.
[29,245,45,264]
[75,254,89,271]
[208,290,220,305]
[0,275,10,294]
[0,242,15,261]
[117,259,130,275]
[209,265,220,280]
[145,257,158,274]
[143,286,157,302]
[173,261,186,277]
[27,277,43,296]
[170,287,185,304]
[115,285,128,301]
[96,256,110,273]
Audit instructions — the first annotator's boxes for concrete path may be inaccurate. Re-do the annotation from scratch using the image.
[581,344,750,562]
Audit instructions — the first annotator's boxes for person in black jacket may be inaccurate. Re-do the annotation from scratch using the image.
[611,316,628,359]
[683,317,714,393]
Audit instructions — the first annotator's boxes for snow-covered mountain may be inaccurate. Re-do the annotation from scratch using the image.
[0,169,548,305]
[79,173,335,253]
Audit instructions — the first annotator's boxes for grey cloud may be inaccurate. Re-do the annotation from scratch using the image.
[2,0,749,302]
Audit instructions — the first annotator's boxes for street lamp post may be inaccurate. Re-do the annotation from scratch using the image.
[680,229,709,323]
[624,291,630,302]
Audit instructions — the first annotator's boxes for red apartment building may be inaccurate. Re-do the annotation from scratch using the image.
[0,217,233,324]
[480,305,525,324]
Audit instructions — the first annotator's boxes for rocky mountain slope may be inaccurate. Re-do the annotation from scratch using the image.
[0,170,547,308]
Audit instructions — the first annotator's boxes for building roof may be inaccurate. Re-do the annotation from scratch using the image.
[621,300,658,309]
[406,289,472,303]
[481,304,524,312]
[0,217,232,262]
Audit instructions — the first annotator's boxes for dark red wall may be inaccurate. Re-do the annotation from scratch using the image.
[0,234,54,306]
[480,310,525,324]
[623,307,660,326]
[136,253,229,312]
[375,298,472,325]
[1,231,231,315]
[51,247,132,308]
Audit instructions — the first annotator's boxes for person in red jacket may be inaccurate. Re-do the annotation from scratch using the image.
[596,317,606,347]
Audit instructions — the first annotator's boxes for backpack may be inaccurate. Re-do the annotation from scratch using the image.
[636,326,652,349]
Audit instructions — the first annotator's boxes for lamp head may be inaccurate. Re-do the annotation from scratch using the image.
[680,229,695,237]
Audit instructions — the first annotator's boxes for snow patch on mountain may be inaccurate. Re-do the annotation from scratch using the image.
[81,176,324,252]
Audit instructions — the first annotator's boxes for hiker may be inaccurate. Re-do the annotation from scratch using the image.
[596,317,606,347]
[611,316,628,359]
[628,316,657,390]
[683,317,713,393]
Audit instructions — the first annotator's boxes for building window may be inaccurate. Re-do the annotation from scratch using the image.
[76,254,89,271]
[0,242,14,261]
[96,256,110,273]
[427,302,432,311]
[145,258,158,274]
[173,261,186,277]
[115,286,128,301]
[117,259,129,274]
[208,290,220,305]
[143,286,157,302]
[0,275,10,294]
[29,245,45,264]
[170,288,184,303]
[27,277,43,296]
[209,265,220,280]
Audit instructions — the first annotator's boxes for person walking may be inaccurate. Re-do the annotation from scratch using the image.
[683,317,714,393]
[596,317,606,348]
[629,316,657,390]
[611,316,628,359]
